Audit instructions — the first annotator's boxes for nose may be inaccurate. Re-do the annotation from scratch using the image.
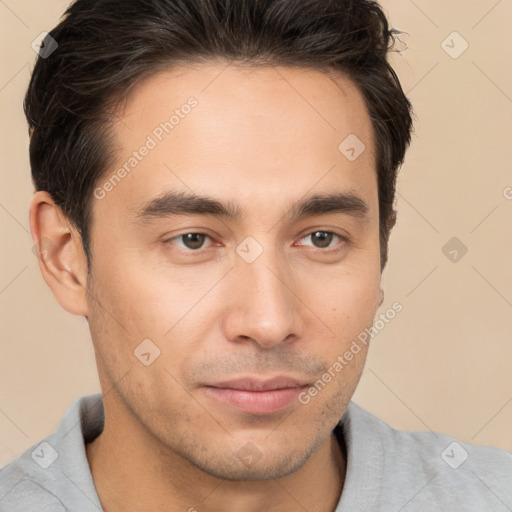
[221,245,306,349]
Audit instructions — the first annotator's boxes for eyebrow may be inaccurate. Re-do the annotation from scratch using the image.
[133,190,370,225]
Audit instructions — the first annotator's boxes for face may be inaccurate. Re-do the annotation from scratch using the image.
[86,62,381,480]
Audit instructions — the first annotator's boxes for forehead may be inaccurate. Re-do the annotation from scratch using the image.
[94,62,377,223]
[114,62,374,149]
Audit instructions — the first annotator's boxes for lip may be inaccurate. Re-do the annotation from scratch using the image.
[202,375,311,415]
[205,375,311,391]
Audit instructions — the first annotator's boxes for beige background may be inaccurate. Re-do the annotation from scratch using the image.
[1,0,511,466]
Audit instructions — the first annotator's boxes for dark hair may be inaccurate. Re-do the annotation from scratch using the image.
[25,0,413,275]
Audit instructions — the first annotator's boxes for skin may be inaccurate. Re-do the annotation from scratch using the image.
[29,62,384,512]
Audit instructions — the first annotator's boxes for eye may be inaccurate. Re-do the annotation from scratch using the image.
[166,233,213,251]
[164,230,347,253]
[296,230,347,250]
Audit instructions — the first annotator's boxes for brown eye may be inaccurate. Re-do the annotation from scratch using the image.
[310,231,334,248]
[168,233,211,250]
[298,231,345,250]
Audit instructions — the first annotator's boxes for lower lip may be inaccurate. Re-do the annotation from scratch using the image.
[202,386,309,415]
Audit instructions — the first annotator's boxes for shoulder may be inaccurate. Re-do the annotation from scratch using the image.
[0,469,68,511]
[0,435,70,511]
[0,393,103,512]
[342,401,512,510]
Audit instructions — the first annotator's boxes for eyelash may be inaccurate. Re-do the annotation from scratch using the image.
[164,230,348,254]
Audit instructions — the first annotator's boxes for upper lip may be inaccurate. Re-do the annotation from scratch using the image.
[204,375,311,391]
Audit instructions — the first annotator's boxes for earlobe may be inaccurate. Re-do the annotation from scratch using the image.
[29,191,90,317]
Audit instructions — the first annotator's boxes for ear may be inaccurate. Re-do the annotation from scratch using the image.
[376,287,384,309]
[29,191,90,317]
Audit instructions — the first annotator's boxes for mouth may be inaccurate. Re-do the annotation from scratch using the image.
[201,375,311,415]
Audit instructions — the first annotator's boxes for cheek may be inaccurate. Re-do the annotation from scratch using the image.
[308,268,380,339]
[90,245,214,336]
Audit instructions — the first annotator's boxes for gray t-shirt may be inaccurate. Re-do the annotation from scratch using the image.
[1,393,511,511]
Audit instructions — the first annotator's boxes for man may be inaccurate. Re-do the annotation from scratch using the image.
[1,0,511,510]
